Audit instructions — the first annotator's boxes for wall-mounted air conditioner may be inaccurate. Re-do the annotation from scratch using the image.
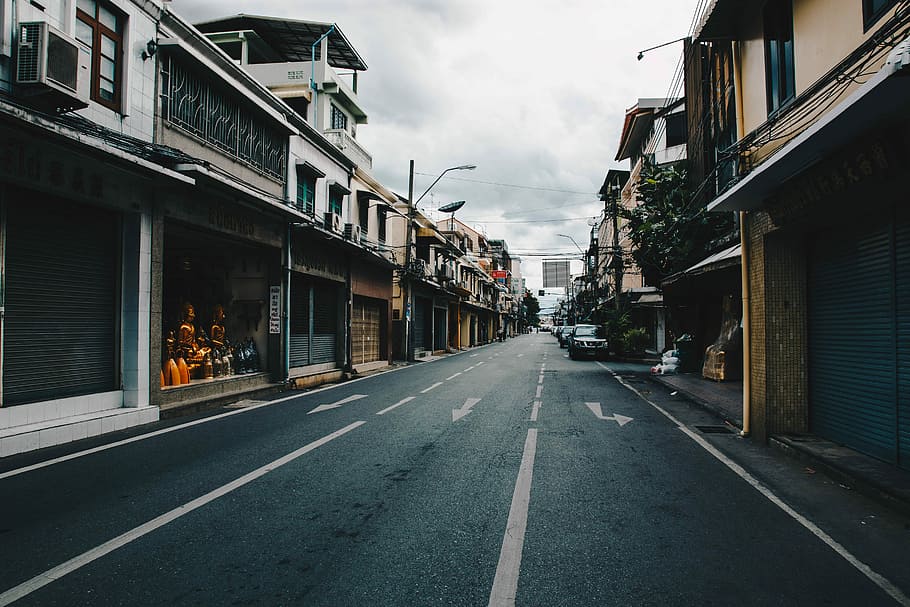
[16,21,88,113]
[323,212,342,233]
[343,223,362,242]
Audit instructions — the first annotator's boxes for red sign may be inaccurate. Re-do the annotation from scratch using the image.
[492,270,508,279]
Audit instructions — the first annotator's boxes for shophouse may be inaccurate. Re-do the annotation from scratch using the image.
[609,97,687,352]
[0,0,173,455]
[440,217,496,348]
[193,15,396,382]
[693,0,910,468]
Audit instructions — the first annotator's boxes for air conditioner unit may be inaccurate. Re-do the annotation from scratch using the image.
[343,223,362,242]
[16,21,88,113]
[323,212,342,233]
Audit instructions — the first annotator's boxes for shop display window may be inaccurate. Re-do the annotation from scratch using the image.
[161,225,271,388]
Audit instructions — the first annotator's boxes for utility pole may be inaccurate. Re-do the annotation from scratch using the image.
[611,184,623,312]
[402,160,415,362]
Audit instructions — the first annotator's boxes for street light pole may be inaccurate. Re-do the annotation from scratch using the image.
[401,162,475,362]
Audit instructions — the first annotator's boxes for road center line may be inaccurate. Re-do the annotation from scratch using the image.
[535,385,543,398]
[530,401,542,422]
[537,375,544,384]
[488,428,538,607]
[0,421,366,607]
[421,382,443,394]
[464,366,475,372]
[376,397,416,416]
[596,361,910,607]
[446,373,462,380]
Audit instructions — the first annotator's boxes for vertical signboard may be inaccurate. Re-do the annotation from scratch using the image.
[269,285,281,334]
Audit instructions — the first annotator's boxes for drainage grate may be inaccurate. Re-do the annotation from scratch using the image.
[694,425,733,434]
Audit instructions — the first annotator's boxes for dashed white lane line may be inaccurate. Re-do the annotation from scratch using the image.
[597,361,910,607]
[476,361,485,367]
[0,421,366,607]
[446,373,462,381]
[464,366,476,372]
[535,385,543,398]
[421,382,443,394]
[537,375,544,384]
[488,428,538,607]
[530,401,542,422]
[376,397,416,416]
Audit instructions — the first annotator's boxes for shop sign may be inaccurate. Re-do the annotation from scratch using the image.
[269,286,281,334]
[0,133,143,209]
[292,238,346,282]
[766,135,896,226]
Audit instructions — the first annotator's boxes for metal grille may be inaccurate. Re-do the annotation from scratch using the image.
[16,22,41,82]
[162,56,286,181]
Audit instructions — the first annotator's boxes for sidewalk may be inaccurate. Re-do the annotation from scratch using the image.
[649,371,910,517]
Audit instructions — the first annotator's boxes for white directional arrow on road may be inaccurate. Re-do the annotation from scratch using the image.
[453,398,482,422]
[585,402,633,426]
[308,394,368,415]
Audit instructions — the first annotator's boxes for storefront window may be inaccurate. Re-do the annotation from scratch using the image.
[161,225,269,387]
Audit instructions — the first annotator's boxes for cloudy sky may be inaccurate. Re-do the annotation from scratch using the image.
[176,0,703,299]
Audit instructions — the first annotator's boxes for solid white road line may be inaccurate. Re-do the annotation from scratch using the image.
[488,429,538,607]
[446,373,462,381]
[0,421,366,607]
[530,401,542,422]
[596,361,910,607]
[421,382,443,394]
[0,357,422,480]
[376,397,416,416]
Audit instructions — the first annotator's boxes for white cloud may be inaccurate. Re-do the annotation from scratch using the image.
[175,0,702,289]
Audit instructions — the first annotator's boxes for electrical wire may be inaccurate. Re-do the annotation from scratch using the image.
[413,172,595,195]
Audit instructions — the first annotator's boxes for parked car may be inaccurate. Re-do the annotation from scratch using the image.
[567,324,608,360]
[557,325,575,348]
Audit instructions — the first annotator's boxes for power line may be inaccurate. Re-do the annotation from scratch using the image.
[414,172,595,195]
[460,216,595,224]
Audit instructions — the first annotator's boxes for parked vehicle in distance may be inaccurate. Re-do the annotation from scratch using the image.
[568,324,608,360]
[557,325,575,348]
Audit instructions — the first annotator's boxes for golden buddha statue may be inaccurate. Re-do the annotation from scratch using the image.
[211,304,226,349]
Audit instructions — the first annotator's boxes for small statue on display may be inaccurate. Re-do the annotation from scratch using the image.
[177,303,199,361]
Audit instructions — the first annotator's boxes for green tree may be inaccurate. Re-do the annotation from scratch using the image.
[620,162,733,285]
[522,290,541,326]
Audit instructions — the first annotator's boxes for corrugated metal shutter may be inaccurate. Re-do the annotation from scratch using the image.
[434,307,447,351]
[312,283,338,364]
[4,199,118,405]
[809,222,896,463]
[289,275,310,367]
[352,297,381,365]
[413,297,428,350]
[896,214,910,470]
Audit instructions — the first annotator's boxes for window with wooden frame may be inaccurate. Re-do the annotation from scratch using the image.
[328,187,344,216]
[75,0,124,111]
[764,0,795,116]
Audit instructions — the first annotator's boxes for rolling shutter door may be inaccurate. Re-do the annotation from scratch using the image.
[312,283,338,364]
[809,222,896,463]
[4,199,118,405]
[434,307,447,351]
[896,215,910,470]
[289,275,310,367]
[413,297,428,351]
[352,297,381,365]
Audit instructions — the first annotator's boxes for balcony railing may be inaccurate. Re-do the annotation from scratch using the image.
[324,129,372,169]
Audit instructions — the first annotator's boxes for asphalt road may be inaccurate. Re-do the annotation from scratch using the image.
[1,333,908,606]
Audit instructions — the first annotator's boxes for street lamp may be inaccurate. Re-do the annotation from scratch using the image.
[557,233,584,256]
[402,162,476,361]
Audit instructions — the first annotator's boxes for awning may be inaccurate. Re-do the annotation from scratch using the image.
[327,180,351,195]
[708,36,910,213]
[662,243,741,287]
[296,160,325,178]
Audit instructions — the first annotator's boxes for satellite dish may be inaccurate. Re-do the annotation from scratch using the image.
[587,217,598,226]
[438,200,466,213]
